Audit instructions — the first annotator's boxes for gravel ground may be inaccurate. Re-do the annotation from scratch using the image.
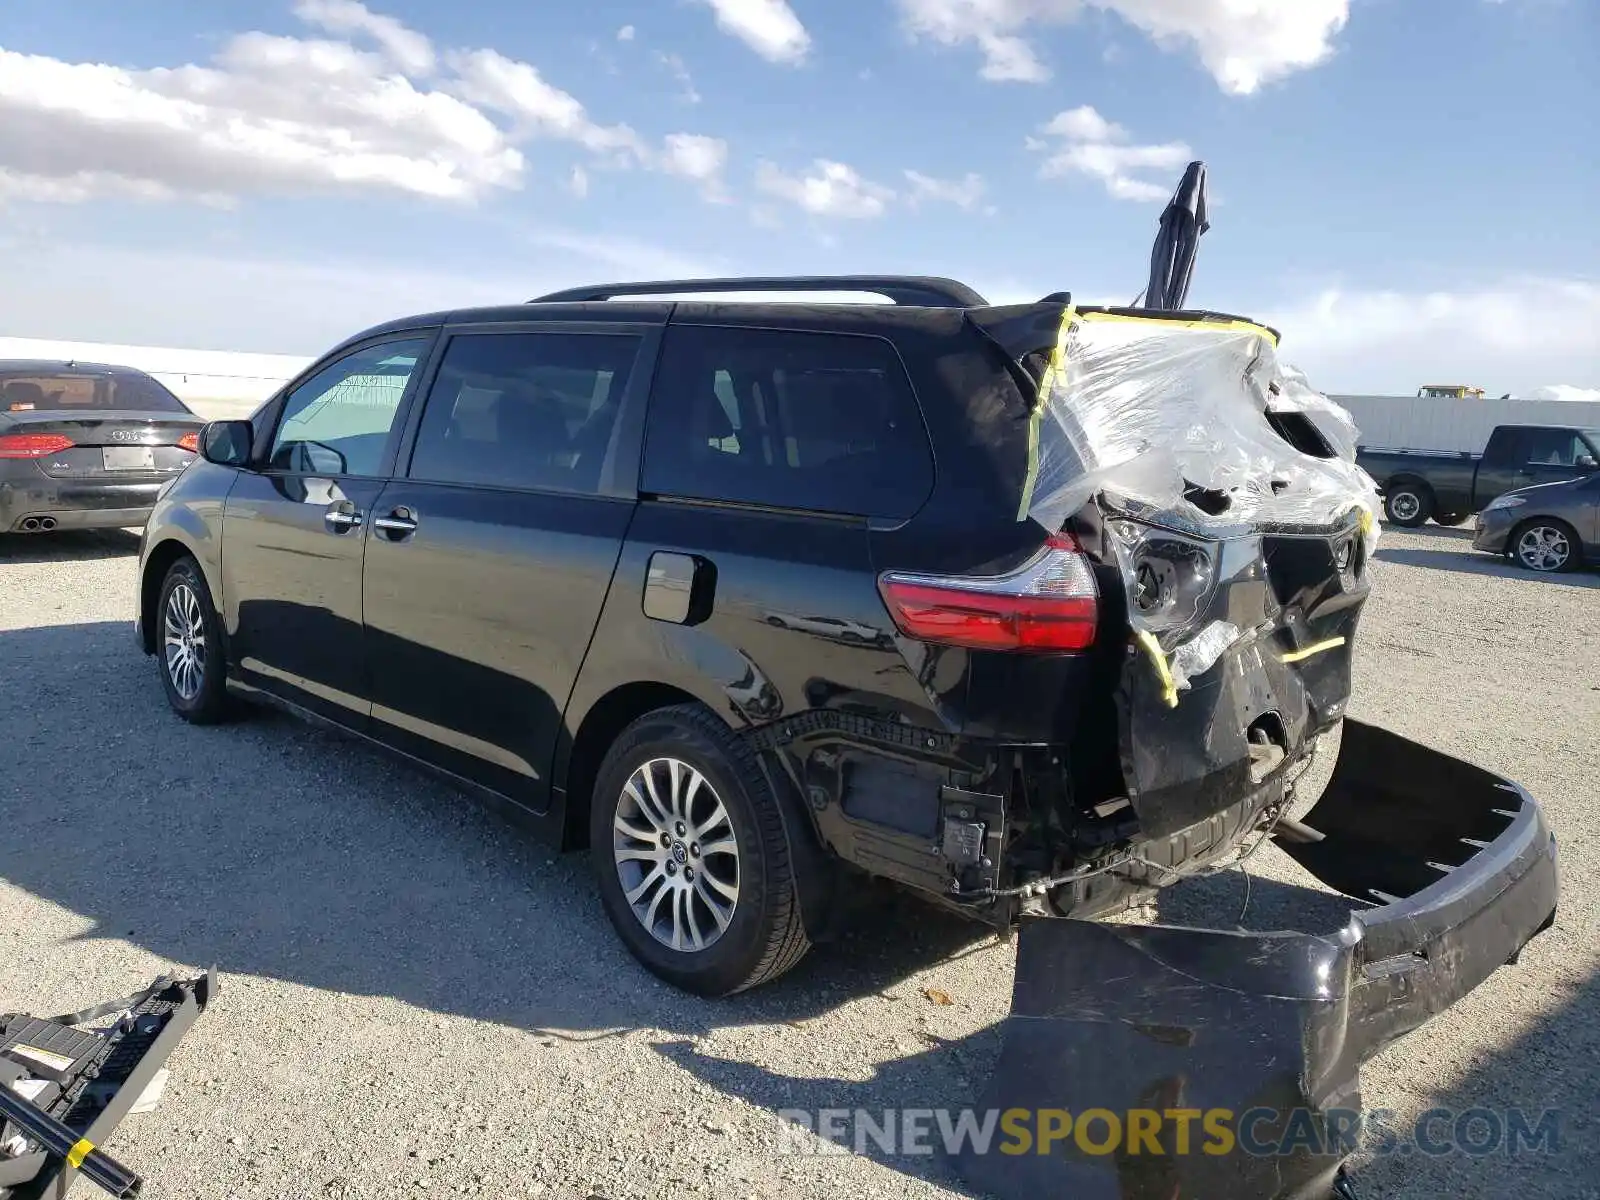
[1,524,1595,1200]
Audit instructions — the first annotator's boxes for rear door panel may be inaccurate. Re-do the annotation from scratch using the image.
[360,321,657,812]
[362,481,637,807]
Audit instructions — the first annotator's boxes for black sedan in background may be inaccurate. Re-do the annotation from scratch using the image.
[0,361,205,534]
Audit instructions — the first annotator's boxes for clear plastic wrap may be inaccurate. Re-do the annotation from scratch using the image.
[1021,310,1381,548]
[1271,364,1365,464]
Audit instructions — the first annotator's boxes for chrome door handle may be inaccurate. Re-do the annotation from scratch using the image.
[324,508,363,532]
[374,513,418,536]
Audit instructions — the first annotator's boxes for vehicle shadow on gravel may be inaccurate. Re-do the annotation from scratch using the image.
[1353,963,1600,1200]
[0,619,1408,1199]
[0,528,142,564]
[0,620,996,1034]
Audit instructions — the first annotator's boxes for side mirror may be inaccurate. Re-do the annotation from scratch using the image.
[1577,455,1598,470]
[200,420,254,467]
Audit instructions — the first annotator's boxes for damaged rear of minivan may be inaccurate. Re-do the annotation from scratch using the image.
[906,300,1562,1199]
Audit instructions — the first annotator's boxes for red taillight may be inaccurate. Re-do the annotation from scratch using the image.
[0,432,75,459]
[177,432,200,453]
[877,533,1099,652]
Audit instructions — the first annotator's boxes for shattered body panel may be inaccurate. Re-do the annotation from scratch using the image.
[957,721,1559,1200]
[945,307,1558,1199]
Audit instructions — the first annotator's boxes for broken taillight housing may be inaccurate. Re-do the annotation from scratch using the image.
[1106,517,1222,634]
[877,533,1099,651]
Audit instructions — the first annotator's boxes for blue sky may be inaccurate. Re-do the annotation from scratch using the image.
[0,0,1595,395]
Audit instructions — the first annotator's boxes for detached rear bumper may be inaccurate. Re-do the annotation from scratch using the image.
[957,719,1558,1200]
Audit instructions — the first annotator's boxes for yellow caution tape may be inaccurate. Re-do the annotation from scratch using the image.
[66,1138,95,1169]
[1279,636,1347,664]
[1077,309,1281,347]
[1135,629,1179,708]
[1016,301,1076,520]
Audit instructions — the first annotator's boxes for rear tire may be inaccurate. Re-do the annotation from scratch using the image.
[1433,511,1468,527]
[1510,519,1578,573]
[156,557,231,724]
[589,704,811,996]
[1383,485,1431,527]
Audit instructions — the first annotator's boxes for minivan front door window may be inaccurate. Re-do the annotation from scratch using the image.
[269,341,428,476]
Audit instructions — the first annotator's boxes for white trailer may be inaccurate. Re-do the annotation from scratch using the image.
[1331,393,1600,453]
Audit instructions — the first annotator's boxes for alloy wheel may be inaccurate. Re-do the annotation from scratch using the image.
[612,757,740,952]
[163,582,207,700]
[1516,526,1570,572]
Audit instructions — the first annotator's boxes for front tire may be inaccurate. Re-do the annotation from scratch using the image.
[590,704,810,996]
[156,557,231,723]
[1511,520,1578,573]
[1383,485,1431,527]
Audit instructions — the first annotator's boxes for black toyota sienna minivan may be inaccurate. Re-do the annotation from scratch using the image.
[135,275,1556,1038]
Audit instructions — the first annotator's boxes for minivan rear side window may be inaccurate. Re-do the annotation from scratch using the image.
[642,325,933,519]
[408,331,641,495]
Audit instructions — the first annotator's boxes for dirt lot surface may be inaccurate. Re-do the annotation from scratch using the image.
[2,523,1595,1199]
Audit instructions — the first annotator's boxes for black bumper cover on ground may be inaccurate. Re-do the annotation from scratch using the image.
[957,719,1559,1200]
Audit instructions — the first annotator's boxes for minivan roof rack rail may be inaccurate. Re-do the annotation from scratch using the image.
[530,275,989,308]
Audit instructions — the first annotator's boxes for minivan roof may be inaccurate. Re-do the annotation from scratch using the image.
[530,275,989,308]
[329,277,1279,361]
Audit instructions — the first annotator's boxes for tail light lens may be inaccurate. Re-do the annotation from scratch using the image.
[877,533,1099,651]
[177,432,200,453]
[0,433,75,459]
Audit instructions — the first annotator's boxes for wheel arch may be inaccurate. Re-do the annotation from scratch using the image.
[1382,473,1434,501]
[557,680,841,940]
[138,535,212,654]
[558,681,712,850]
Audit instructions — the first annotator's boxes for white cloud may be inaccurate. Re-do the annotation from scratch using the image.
[567,164,589,198]
[903,169,986,210]
[696,0,811,64]
[1043,105,1122,142]
[754,159,895,219]
[662,133,730,201]
[0,9,730,206]
[656,52,702,104]
[1028,105,1189,201]
[896,0,1349,93]
[1263,278,1600,397]
[1527,385,1600,403]
[0,35,520,203]
[616,24,637,42]
[293,0,436,74]
[448,49,646,161]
